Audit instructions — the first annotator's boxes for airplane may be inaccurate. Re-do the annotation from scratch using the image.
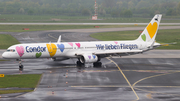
[2,14,162,71]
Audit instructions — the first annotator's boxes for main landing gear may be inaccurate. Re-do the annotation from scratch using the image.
[76,60,102,68]
[76,60,84,67]
[18,59,24,71]
[93,61,102,67]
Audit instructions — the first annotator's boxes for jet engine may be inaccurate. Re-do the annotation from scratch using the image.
[80,54,98,63]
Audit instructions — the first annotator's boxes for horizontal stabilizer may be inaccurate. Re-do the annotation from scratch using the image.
[160,42,177,46]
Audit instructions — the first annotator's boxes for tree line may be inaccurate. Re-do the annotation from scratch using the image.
[0,0,180,17]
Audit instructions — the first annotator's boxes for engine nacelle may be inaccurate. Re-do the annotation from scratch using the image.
[80,54,98,63]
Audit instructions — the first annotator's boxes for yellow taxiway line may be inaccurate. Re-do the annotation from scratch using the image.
[48,33,57,40]
[71,85,180,88]
[132,72,176,87]
[48,33,65,42]
[106,57,139,100]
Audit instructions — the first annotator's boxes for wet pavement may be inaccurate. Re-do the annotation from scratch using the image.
[1,58,180,101]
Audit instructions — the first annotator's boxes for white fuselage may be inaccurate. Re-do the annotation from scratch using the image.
[2,40,145,59]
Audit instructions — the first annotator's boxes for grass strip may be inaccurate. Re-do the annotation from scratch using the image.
[0,34,20,49]
[0,25,145,32]
[0,59,9,61]
[0,74,42,88]
[0,14,180,23]
[0,90,32,94]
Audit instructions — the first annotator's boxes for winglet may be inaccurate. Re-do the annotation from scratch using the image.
[57,35,61,43]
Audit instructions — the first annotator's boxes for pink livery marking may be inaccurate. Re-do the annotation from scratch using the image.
[68,42,73,47]
[88,56,91,59]
[114,41,118,44]
[16,46,24,57]
[75,43,81,48]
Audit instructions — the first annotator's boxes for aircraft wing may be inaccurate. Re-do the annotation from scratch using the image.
[93,50,143,55]
[76,49,143,57]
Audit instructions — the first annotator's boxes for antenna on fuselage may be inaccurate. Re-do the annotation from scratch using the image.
[57,35,61,43]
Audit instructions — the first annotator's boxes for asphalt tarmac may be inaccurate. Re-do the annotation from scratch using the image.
[0,26,180,101]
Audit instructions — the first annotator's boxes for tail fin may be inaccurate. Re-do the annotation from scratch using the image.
[136,14,162,43]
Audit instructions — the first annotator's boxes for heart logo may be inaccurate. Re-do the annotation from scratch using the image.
[88,56,91,59]
[36,52,42,58]
[146,22,158,39]
[114,41,118,44]
[68,43,73,47]
[46,43,57,57]
[57,44,65,52]
[92,55,96,59]
[141,34,146,42]
[16,46,24,57]
[75,43,81,48]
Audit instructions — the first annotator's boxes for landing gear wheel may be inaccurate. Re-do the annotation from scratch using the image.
[76,61,84,68]
[18,59,24,71]
[93,62,102,67]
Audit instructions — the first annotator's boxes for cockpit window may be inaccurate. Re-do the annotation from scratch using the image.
[7,49,15,52]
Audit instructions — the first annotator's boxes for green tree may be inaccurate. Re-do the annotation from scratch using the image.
[177,2,180,15]
[128,1,134,9]
[28,10,33,15]
[81,8,91,16]
[116,1,123,9]
[0,0,180,17]
[136,0,149,9]
[166,9,173,16]
[120,9,133,18]
[111,11,119,17]
[19,8,24,14]
[102,0,116,8]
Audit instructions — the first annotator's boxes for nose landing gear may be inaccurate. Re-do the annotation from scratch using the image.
[18,59,24,71]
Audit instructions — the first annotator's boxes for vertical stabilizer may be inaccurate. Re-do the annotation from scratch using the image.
[136,14,162,43]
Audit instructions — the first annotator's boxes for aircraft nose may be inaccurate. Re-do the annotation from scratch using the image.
[2,52,7,59]
[2,52,5,58]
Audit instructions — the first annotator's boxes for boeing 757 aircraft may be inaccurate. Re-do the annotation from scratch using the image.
[2,15,162,71]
